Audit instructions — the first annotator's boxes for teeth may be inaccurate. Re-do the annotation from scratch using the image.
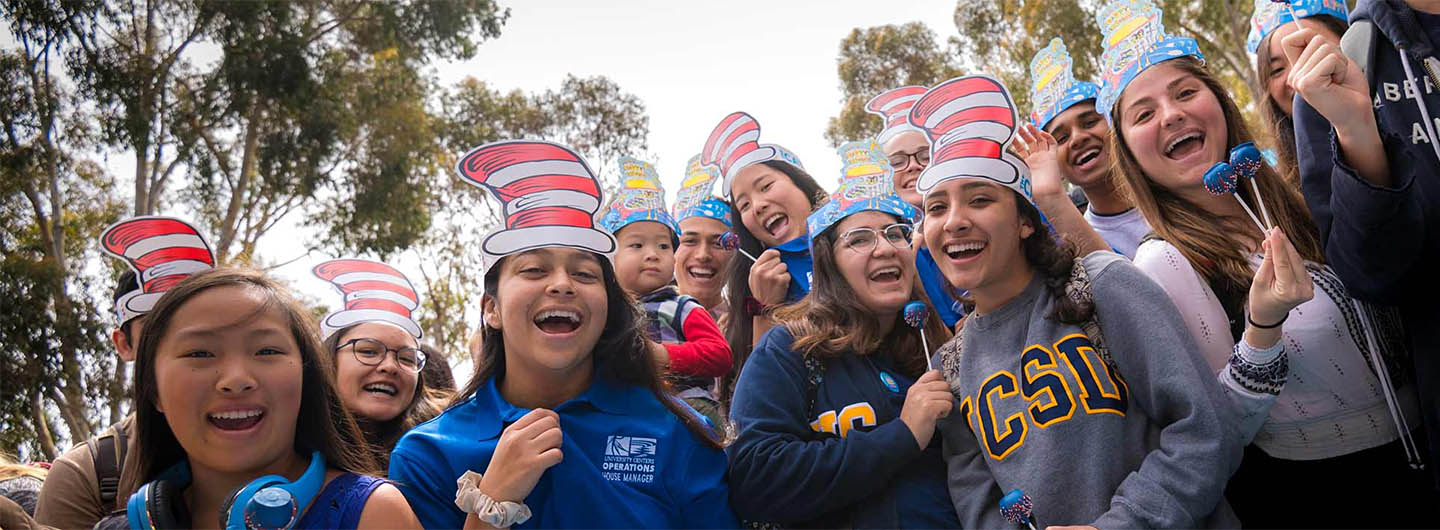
[1165,132,1201,155]
[534,310,580,323]
[945,242,985,253]
[688,267,716,278]
[1075,148,1100,165]
[764,214,784,231]
[870,267,901,280]
[364,383,397,395]
[210,409,262,420]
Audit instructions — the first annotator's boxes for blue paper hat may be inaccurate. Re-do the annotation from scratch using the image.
[1246,0,1348,54]
[1029,38,1102,129]
[807,140,919,248]
[672,154,732,227]
[599,156,679,236]
[1095,0,1205,122]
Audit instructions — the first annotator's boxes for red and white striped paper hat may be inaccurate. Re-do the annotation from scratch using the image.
[100,216,216,325]
[313,258,422,339]
[700,112,805,199]
[455,140,617,276]
[866,86,929,145]
[908,75,1032,201]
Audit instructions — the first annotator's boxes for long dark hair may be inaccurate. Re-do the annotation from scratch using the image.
[124,268,377,495]
[1253,15,1348,186]
[720,160,827,407]
[772,216,951,379]
[450,252,723,449]
[322,325,443,469]
[1112,56,1323,317]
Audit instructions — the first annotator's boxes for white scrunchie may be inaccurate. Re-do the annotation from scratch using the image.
[455,471,533,528]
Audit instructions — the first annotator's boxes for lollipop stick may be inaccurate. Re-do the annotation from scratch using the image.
[1247,178,1274,230]
[1233,195,1267,234]
[735,247,758,262]
[921,329,934,371]
[1284,3,1303,32]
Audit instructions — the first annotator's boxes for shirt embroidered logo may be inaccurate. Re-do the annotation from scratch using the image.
[602,436,658,484]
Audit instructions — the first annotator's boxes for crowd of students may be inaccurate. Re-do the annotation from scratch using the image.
[2,0,1438,527]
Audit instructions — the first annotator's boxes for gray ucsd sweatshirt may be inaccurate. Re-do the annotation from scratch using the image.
[938,252,1242,529]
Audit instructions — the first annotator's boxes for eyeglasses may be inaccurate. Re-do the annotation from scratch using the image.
[838,223,914,254]
[888,149,930,171]
[338,338,426,373]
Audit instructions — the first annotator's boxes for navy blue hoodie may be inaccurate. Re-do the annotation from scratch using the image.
[726,326,959,528]
[1292,0,1440,486]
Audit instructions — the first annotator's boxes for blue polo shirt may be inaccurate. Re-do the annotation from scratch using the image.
[774,234,812,302]
[388,374,736,529]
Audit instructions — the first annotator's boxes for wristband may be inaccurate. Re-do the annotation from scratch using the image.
[1247,313,1288,329]
[455,471,532,528]
[744,295,772,315]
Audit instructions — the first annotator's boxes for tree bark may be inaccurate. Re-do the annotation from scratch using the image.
[31,393,57,461]
[216,104,263,262]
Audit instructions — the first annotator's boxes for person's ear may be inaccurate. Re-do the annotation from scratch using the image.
[1019,215,1036,240]
[481,294,502,331]
[112,328,136,363]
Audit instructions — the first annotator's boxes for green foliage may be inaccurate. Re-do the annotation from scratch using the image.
[824,22,964,146]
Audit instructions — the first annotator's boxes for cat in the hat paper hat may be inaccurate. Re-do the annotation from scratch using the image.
[454,139,618,277]
[312,258,424,340]
[100,216,217,326]
[699,111,807,201]
[908,75,1032,202]
[867,85,932,208]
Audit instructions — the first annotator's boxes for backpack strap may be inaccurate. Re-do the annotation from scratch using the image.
[89,422,128,510]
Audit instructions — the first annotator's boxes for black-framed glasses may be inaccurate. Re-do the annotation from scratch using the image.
[888,149,930,171]
[338,338,426,373]
[838,223,914,254]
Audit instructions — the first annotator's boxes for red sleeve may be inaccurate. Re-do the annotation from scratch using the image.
[662,304,733,378]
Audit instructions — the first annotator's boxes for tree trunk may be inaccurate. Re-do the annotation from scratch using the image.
[31,393,57,461]
[216,104,263,262]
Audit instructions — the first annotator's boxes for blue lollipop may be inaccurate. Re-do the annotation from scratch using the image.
[1204,157,1266,233]
[999,489,1037,530]
[904,301,935,370]
[1230,142,1272,228]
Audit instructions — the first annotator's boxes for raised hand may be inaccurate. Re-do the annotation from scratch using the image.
[479,408,564,503]
[1245,228,1314,347]
[1281,28,1374,134]
[748,249,792,306]
[1014,123,1065,200]
[899,370,954,450]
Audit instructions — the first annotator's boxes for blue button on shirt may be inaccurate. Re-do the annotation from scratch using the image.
[388,374,737,529]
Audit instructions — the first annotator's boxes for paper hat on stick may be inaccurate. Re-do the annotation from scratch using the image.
[599,156,679,235]
[866,86,929,145]
[673,154,732,227]
[1029,38,1102,129]
[700,112,805,199]
[100,216,216,324]
[908,75,1033,202]
[807,139,918,242]
[1095,0,1204,121]
[1246,0,1348,54]
[455,140,617,276]
[313,258,422,339]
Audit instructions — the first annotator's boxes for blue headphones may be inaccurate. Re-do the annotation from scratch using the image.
[124,451,327,530]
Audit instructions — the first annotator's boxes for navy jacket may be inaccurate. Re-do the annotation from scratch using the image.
[1292,0,1440,486]
[726,326,959,528]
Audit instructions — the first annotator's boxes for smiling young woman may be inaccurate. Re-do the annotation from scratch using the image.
[107,268,417,530]
[387,140,734,530]
[1104,3,1433,525]
[726,142,955,528]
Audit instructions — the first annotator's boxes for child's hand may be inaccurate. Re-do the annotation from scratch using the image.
[1014,124,1065,200]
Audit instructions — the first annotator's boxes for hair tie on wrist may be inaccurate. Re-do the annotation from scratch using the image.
[1248,313,1288,329]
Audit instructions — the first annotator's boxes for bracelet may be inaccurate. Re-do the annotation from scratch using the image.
[744,295,772,315]
[1247,313,1288,329]
[455,471,532,528]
